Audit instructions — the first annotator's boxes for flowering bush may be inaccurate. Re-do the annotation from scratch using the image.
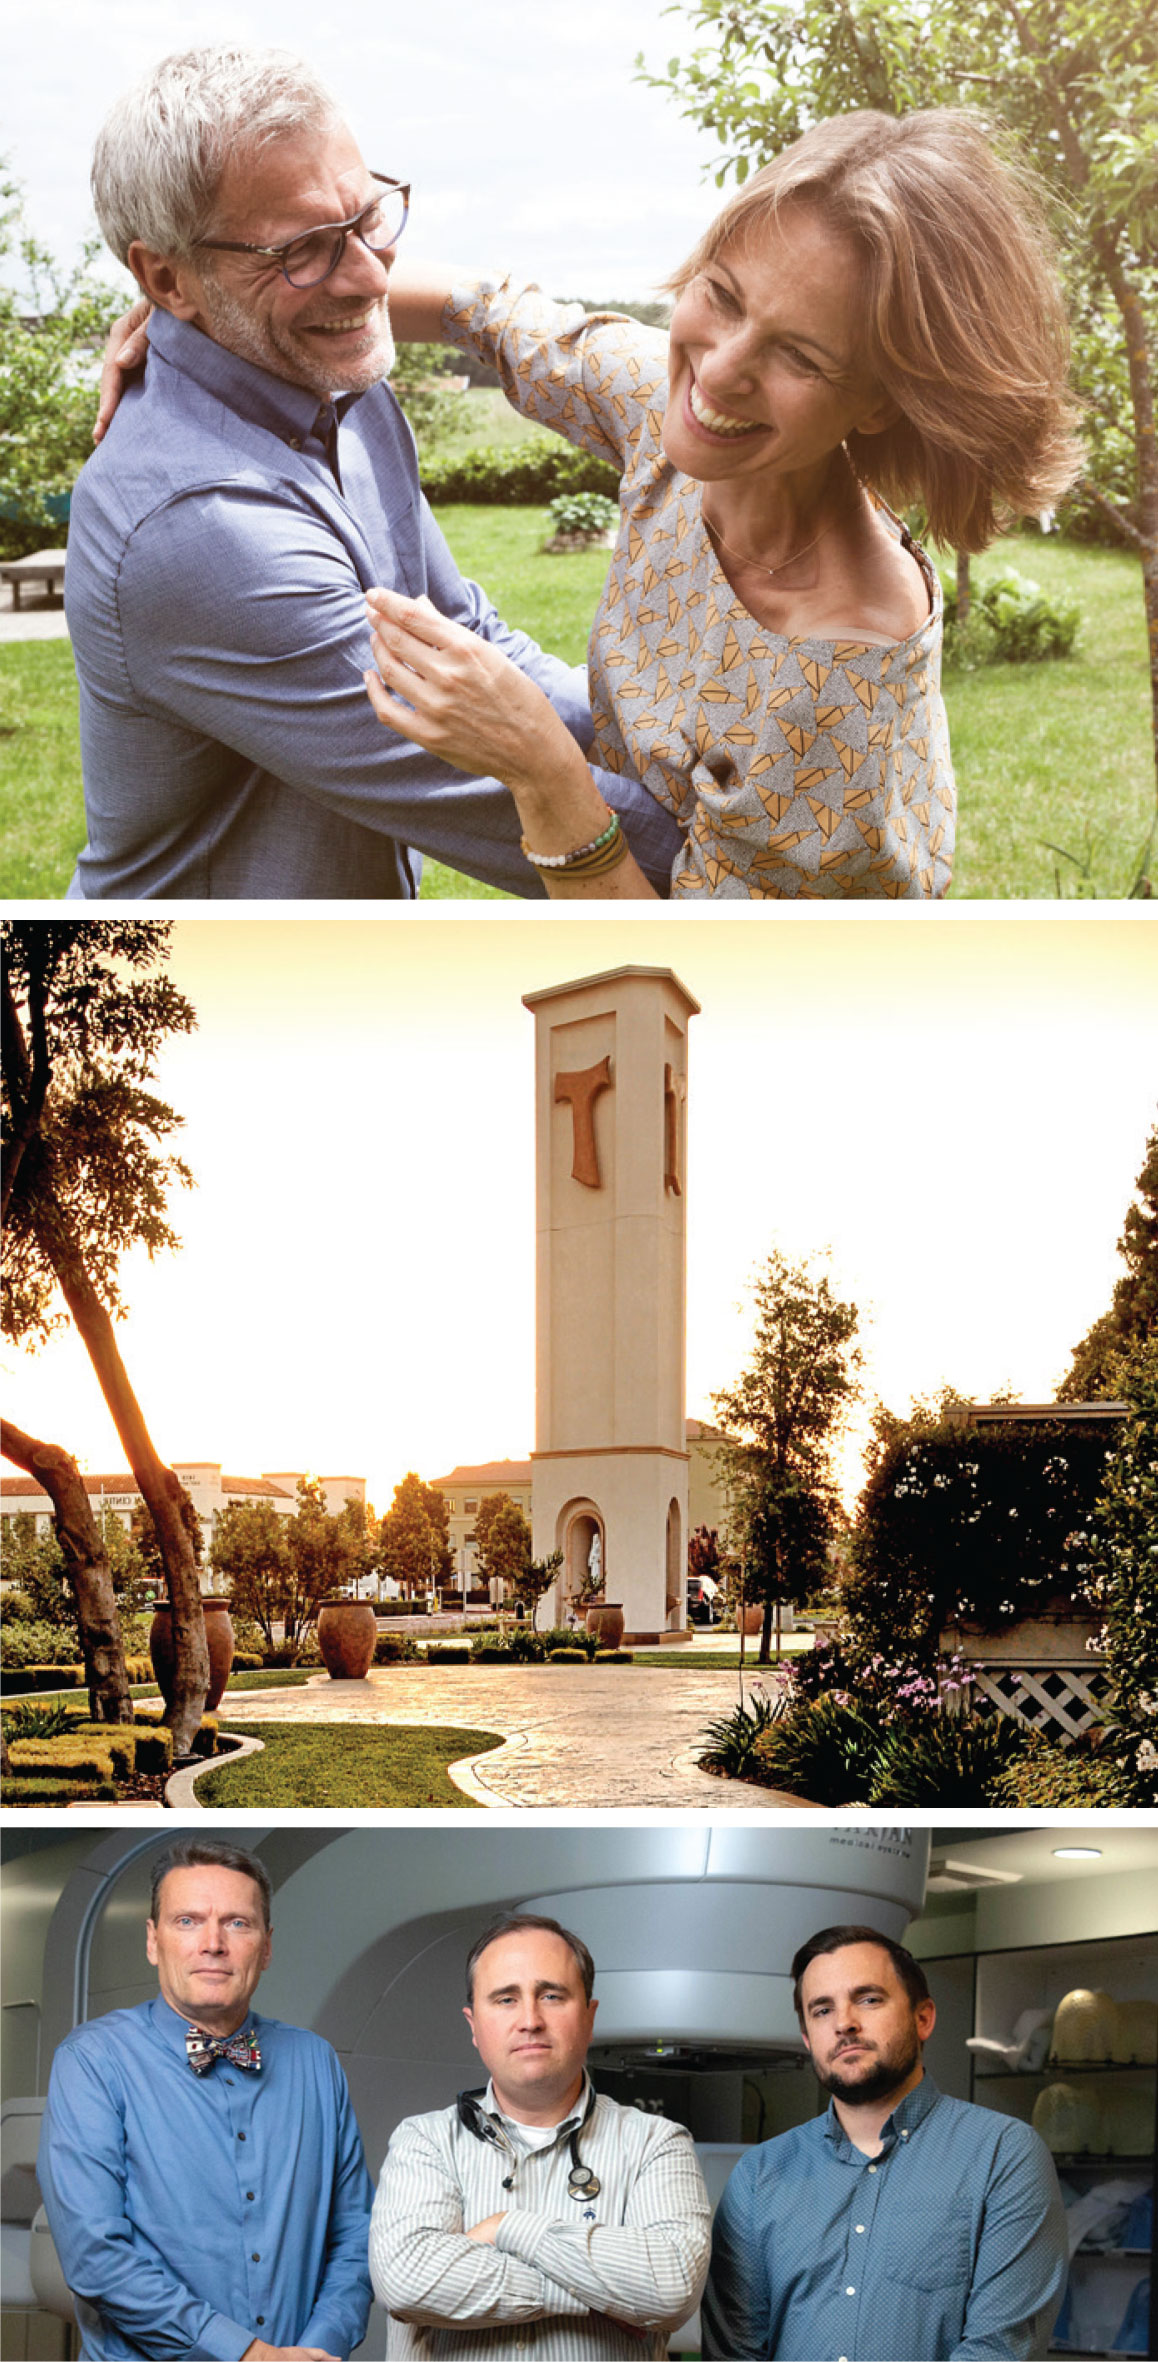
[844,1398,1118,1664]
[1084,1338,1158,1803]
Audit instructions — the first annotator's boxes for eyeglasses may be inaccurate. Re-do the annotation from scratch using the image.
[195,173,410,288]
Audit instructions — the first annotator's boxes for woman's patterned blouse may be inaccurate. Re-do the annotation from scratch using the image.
[441,278,955,899]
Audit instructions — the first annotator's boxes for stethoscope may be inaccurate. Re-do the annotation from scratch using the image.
[456,2078,601,2200]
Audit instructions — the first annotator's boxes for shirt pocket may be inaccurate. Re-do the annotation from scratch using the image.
[881,2212,972,2292]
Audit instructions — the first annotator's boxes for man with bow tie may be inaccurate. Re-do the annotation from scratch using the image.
[38,1840,373,2362]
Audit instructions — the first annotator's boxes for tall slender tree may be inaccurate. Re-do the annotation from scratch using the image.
[711,1250,862,1663]
[2,921,209,1751]
[0,1416,133,1720]
[1061,1116,1158,1396]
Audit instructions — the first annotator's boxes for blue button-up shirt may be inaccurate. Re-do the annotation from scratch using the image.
[38,1996,373,2361]
[64,311,680,899]
[701,2074,1068,2361]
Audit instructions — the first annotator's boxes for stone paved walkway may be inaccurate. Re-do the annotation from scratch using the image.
[214,1663,807,1810]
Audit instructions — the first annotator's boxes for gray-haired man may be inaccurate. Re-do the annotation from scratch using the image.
[370,1913,711,2357]
[67,46,679,900]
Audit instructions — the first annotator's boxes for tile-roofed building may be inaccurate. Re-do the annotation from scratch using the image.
[1,1462,364,1586]
[428,1430,734,1587]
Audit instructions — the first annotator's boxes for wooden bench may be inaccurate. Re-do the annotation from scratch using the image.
[0,549,66,611]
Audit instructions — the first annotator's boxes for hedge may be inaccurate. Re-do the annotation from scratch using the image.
[425,1645,472,1664]
[2,1776,116,1805]
[420,435,619,508]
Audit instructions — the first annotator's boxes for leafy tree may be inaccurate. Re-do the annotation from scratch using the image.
[0,1508,70,1624]
[473,1492,526,1586]
[512,1549,565,1622]
[0,1421,133,1719]
[0,168,126,558]
[1061,1117,1158,1396]
[639,0,1158,886]
[210,1499,291,1651]
[390,344,469,452]
[2,920,209,1750]
[379,1471,450,1600]
[711,1250,862,1662]
[1087,1334,1158,1803]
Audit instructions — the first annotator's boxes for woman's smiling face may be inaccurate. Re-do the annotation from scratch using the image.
[662,201,895,488]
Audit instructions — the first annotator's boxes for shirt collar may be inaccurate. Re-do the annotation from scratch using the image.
[482,2070,592,2142]
[145,308,361,449]
[147,1992,262,2055]
[823,2069,940,2156]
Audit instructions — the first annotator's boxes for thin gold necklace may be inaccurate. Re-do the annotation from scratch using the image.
[705,506,839,579]
[704,457,860,580]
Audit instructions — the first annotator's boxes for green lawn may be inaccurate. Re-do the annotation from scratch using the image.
[1,516,1148,900]
[199,1719,502,1806]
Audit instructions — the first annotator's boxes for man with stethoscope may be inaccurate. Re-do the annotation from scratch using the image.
[370,1915,710,2356]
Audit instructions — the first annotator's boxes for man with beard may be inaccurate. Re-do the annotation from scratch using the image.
[701,1926,1068,2361]
[63,45,679,899]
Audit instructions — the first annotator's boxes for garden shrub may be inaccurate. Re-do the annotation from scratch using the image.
[422,434,619,507]
[230,1650,265,1672]
[374,1633,407,1663]
[546,491,618,540]
[989,1731,1138,1807]
[0,1619,82,1668]
[132,1724,174,1775]
[940,564,1080,665]
[0,1664,86,1693]
[1,1698,73,1740]
[2,1775,115,1805]
[425,1645,471,1664]
[594,1649,634,1663]
[699,1686,787,1777]
[8,1738,122,1781]
[539,1625,598,1658]
[748,1696,884,1805]
[261,1646,299,1668]
[548,1647,589,1662]
[867,1713,1029,1805]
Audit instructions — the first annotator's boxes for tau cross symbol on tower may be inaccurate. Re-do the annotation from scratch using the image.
[554,1056,613,1188]
[664,1063,686,1196]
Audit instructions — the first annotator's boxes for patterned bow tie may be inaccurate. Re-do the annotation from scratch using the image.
[186,2024,262,2075]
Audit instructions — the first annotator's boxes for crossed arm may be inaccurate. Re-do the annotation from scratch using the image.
[370,2118,711,2336]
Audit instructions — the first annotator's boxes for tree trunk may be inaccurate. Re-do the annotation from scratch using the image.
[0,1417,134,1723]
[45,1236,209,1753]
[956,550,972,627]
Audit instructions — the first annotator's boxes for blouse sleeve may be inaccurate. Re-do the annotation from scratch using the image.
[441,275,668,472]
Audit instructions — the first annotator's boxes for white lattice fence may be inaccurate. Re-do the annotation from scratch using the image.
[967,1662,1113,1744]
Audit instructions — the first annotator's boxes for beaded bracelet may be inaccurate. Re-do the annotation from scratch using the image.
[521,812,625,874]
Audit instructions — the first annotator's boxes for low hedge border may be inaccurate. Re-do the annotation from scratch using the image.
[1,1776,116,1805]
[1,1653,154,1695]
[421,435,619,507]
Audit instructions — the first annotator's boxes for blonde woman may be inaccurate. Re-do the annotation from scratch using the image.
[367,110,1080,899]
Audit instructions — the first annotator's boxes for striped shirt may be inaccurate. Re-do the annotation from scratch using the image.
[371,2076,711,2358]
[701,2073,1069,2361]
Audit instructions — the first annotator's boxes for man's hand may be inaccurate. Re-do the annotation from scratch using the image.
[465,2212,508,2245]
[93,297,152,443]
[240,2343,342,2360]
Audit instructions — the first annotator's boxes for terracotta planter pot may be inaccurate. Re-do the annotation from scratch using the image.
[317,1599,378,1681]
[585,1600,625,1649]
[736,1604,764,1637]
[149,1597,235,1711]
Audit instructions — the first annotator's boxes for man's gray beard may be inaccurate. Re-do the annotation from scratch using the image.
[815,2031,923,2108]
[198,270,395,400]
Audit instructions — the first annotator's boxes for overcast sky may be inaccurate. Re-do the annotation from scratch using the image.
[6,0,721,300]
[3,910,1154,1516]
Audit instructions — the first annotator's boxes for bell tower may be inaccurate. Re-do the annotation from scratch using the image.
[523,966,698,1642]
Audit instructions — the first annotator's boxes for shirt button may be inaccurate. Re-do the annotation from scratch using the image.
[256,2318,265,2327]
[868,2163,877,2173]
[856,2224,866,2233]
[238,2132,246,2141]
[846,2286,856,2296]
[246,2192,255,2201]
[252,2252,261,2262]
[900,2129,909,2139]
[288,437,302,450]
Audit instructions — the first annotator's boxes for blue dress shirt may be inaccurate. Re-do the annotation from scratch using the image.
[701,2074,1069,2361]
[38,1996,373,2361]
[63,311,680,899]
